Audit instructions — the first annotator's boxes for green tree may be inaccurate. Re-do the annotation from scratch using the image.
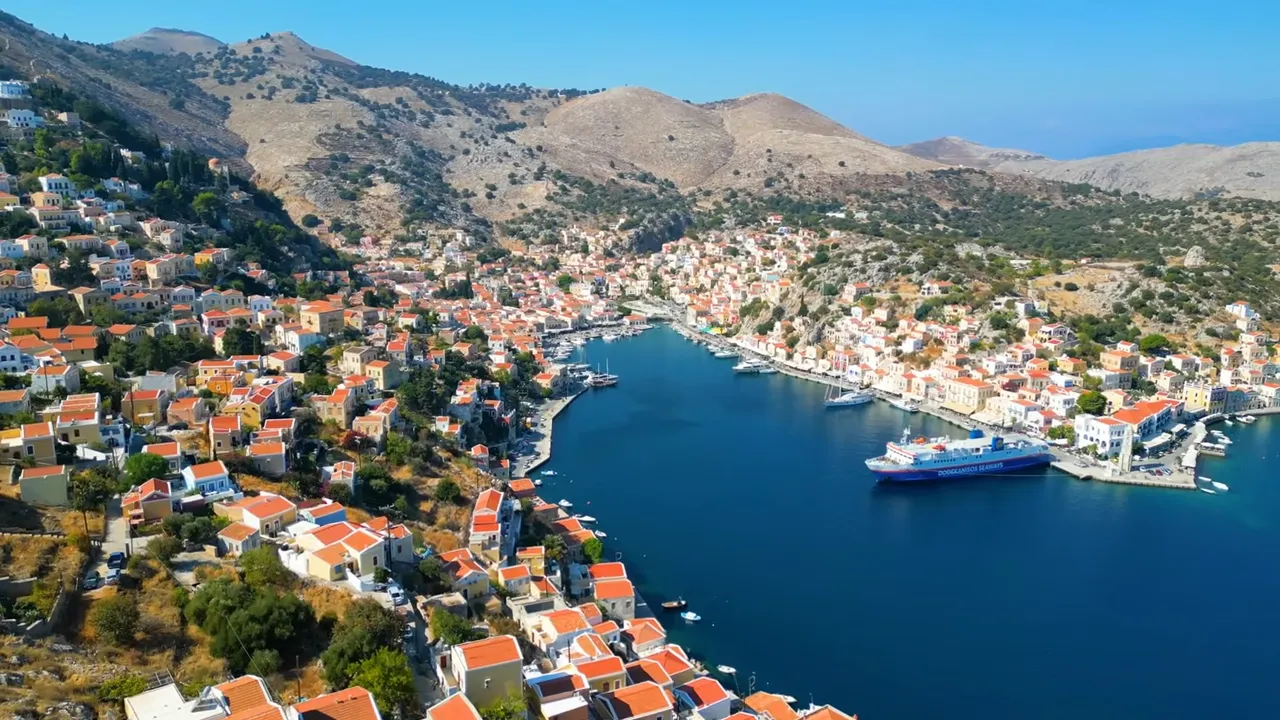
[428,608,484,645]
[350,648,417,716]
[543,534,565,563]
[582,537,604,564]
[221,327,264,356]
[183,578,316,674]
[556,273,573,292]
[240,545,292,590]
[152,180,182,217]
[1077,390,1107,416]
[91,593,140,646]
[69,472,112,536]
[480,691,529,720]
[191,191,225,225]
[1138,333,1171,353]
[148,535,183,565]
[300,213,322,228]
[322,599,404,687]
[433,477,461,503]
[124,452,170,486]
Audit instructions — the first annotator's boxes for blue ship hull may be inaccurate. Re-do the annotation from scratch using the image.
[868,452,1053,482]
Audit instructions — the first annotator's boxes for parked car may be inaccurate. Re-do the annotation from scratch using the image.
[83,571,101,590]
[387,584,406,606]
[107,552,126,570]
[105,568,121,586]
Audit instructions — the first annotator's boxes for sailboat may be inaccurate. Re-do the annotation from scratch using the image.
[588,359,619,387]
[825,384,873,408]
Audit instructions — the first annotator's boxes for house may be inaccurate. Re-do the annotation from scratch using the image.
[943,377,995,415]
[593,578,636,620]
[122,479,176,525]
[300,301,344,335]
[621,618,667,658]
[425,694,484,720]
[439,548,491,600]
[121,388,166,426]
[141,441,185,475]
[450,635,523,708]
[594,682,675,720]
[743,693,800,720]
[20,464,69,506]
[247,441,288,476]
[181,460,235,496]
[167,397,209,428]
[525,672,590,720]
[217,522,261,557]
[643,645,695,686]
[209,415,246,457]
[674,678,732,720]
[291,687,381,720]
[32,364,80,396]
[572,655,628,694]
[0,422,56,466]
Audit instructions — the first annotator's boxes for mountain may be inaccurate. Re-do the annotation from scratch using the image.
[988,143,1280,201]
[897,136,1046,167]
[904,135,1280,201]
[112,27,225,56]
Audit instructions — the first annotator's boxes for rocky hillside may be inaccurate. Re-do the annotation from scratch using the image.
[904,135,1280,201]
[897,136,1046,167]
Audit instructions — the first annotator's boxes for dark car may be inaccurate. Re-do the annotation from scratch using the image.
[107,552,126,570]
[83,571,101,590]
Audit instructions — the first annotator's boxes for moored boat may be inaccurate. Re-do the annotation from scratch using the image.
[825,386,874,408]
[574,514,597,524]
[865,428,1053,482]
[733,360,765,373]
[680,611,701,622]
[557,499,573,509]
[716,665,737,675]
[661,597,687,610]
[889,397,921,413]
[713,350,739,359]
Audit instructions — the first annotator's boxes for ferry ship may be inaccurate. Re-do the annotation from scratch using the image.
[865,428,1053,482]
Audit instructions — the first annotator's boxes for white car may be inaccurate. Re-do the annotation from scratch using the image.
[387,584,406,606]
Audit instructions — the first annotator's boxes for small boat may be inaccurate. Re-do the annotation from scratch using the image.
[733,360,764,374]
[1212,481,1229,491]
[680,611,701,622]
[1200,487,1217,495]
[757,366,778,374]
[780,696,798,704]
[889,397,920,413]
[1197,476,1212,482]
[542,470,558,476]
[594,530,608,538]
[574,514,597,524]
[661,598,687,610]
[713,350,739,359]
[1224,419,1234,426]
[602,334,619,342]
[716,665,737,675]
[533,479,543,487]
[557,499,573,509]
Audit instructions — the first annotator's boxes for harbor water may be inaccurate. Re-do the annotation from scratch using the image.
[537,326,1280,719]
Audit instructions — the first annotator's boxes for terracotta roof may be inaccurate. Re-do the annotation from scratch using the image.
[599,681,673,720]
[543,608,590,636]
[576,655,626,680]
[214,675,272,714]
[457,634,522,669]
[678,677,729,709]
[187,460,228,480]
[425,693,482,720]
[589,562,626,580]
[744,692,800,720]
[218,522,258,542]
[292,687,380,720]
[802,706,855,720]
[243,495,295,519]
[626,659,672,687]
[20,465,66,479]
[593,578,634,601]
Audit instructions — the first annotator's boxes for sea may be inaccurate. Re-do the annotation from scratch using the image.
[535,326,1280,720]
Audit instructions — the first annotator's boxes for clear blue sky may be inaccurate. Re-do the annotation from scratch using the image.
[17,0,1280,158]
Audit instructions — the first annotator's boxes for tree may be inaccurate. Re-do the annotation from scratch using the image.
[582,537,604,564]
[556,273,573,292]
[1139,333,1171,353]
[1077,390,1107,416]
[543,534,565,563]
[429,608,484,645]
[480,692,528,720]
[322,599,404,687]
[300,213,322,228]
[433,477,461,503]
[184,579,316,674]
[191,191,225,225]
[418,556,443,586]
[222,327,264,356]
[148,536,183,565]
[240,545,292,590]
[350,648,417,716]
[91,594,140,646]
[69,472,111,535]
[124,452,169,487]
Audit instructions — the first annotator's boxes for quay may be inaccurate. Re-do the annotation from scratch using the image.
[513,389,584,477]
[659,312,1203,491]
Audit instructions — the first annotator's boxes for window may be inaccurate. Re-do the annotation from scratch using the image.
[484,679,491,689]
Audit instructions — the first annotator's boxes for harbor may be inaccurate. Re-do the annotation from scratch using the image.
[528,326,1280,720]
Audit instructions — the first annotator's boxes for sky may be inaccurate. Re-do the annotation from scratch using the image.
[16,0,1280,158]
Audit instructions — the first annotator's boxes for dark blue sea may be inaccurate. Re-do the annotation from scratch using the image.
[537,327,1280,720]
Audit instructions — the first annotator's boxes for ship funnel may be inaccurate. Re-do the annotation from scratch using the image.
[968,428,984,439]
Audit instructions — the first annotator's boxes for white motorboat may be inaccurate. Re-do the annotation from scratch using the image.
[594,530,607,538]
[889,397,920,413]
[1212,481,1229,492]
[680,611,701,622]
[602,334,619,342]
[713,350,739,359]
[825,387,874,408]
[1197,476,1212,483]
[1224,419,1234,426]
[1200,487,1217,494]
[533,479,543,487]
[558,499,573,509]
[757,365,778,374]
[716,665,737,675]
[542,470,558,476]
[733,360,765,373]
[574,514,597,524]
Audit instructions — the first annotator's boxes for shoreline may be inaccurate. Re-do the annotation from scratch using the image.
[662,320,1206,490]
[513,390,583,477]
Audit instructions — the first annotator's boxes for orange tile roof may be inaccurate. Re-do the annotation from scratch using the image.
[593,578,634,601]
[678,677,729,709]
[20,465,66,479]
[622,618,666,647]
[214,675,272,714]
[544,608,590,636]
[218,522,258,542]
[599,681,674,719]
[576,655,626,680]
[293,687,379,720]
[457,635,522,669]
[312,543,348,567]
[243,495,295,519]
[187,460,228,480]
[803,706,855,720]
[425,693,482,720]
[247,441,286,457]
[142,441,180,457]
[341,529,382,552]
[589,562,626,580]
[744,692,800,720]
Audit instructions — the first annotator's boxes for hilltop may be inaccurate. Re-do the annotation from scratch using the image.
[111,27,225,56]
[904,135,1280,201]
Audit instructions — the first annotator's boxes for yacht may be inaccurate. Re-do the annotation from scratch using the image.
[1212,481,1229,492]
[557,499,574,509]
[541,470,558,476]
[593,530,608,538]
[757,365,778,374]
[733,360,765,373]
[825,386,874,408]
[1239,415,1257,424]
[602,333,619,342]
[680,611,702,622]
[889,397,921,413]
[713,350,739,359]
[533,478,543,487]
[573,514,597,524]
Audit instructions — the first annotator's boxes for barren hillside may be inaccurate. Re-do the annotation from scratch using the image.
[111,27,225,56]
[898,136,1046,167]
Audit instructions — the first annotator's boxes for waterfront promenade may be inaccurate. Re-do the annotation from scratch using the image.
[660,313,1201,490]
[513,390,582,477]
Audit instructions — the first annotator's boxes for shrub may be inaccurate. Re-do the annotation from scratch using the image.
[98,674,148,701]
[91,594,140,646]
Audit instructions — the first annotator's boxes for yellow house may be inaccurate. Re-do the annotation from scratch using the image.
[20,465,69,506]
[363,359,402,391]
[31,264,52,290]
[943,377,996,415]
[451,636,523,708]
[300,301,344,336]
[0,422,57,466]
[121,389,167,426]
